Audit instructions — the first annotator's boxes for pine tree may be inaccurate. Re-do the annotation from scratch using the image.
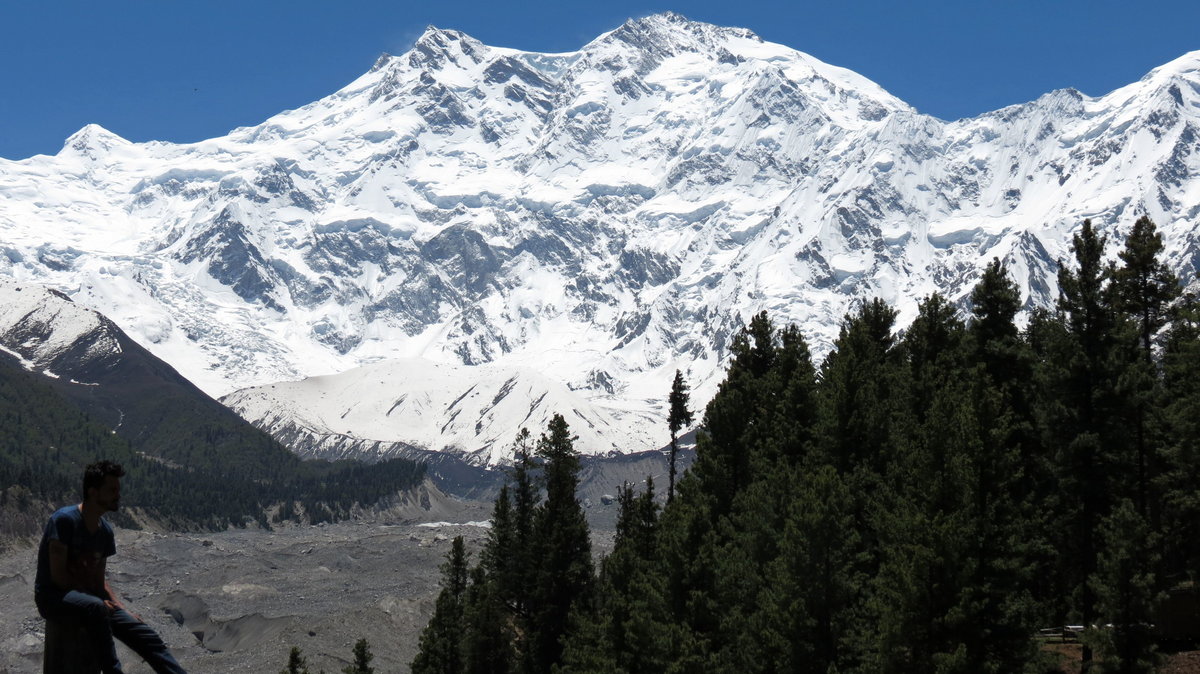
[1111,216,1178,359]
[874,297,968,673]
[281,646,311,674]
[561,479,673,673]
[809,297,904,665]
[527,414,593,674]
[468,486,518,674]
[1110,216,1179,521]
[1026,306,1077,615]
[1048,219,1129,669]
[462,564,515,674]
[393,293,1200,674]
[815,297,903,475]
[652,314,803,669]
[689,311,777,516]
[969,259,1045,505]
[342,638,374,674]
[667,370,694,504]
[970,259,1024,365]
[969,259,1034,416]
[411,537,469,674]
[1087,500,1163,674]
[902,293,966,422]
[965,262,1059,645]
[865,294,1028,672]
[497,427,541,667]
[1159,298,1200,586]
[481,485,513,580]
[510,428,539,601]
[710,455,826,671]
[758,464,862,673]
[759,322,819,465]
[659,315,824,672]
[880,375,1042,672]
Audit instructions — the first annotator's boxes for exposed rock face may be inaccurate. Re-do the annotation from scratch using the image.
[2,13,1199,461]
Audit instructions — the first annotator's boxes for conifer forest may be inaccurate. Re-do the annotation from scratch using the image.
[411,216,1200,673]
[0,360,427,533]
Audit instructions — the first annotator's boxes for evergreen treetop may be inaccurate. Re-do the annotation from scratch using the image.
[342,638,373,674]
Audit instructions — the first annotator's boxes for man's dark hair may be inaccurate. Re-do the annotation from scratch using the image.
[82,460,125,499]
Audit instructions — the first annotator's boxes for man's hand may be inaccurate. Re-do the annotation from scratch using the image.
[104,581,143,621]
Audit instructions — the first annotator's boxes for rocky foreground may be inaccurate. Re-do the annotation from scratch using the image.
[0,490,582,673]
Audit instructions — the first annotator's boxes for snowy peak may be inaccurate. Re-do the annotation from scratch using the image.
[1142,49,1200,84]
[3,16,1200,465]
[0,278,122,378]
[597,11,755,58]
[407,25,489,72]
[59,123,130,160]
[579,12,909,122]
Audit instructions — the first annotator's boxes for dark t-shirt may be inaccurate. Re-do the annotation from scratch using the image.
[34,505,116,599]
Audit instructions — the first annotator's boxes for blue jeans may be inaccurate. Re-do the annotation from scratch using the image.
[36,590,187,674]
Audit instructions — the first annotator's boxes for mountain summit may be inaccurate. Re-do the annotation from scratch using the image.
[1,14,1198,463]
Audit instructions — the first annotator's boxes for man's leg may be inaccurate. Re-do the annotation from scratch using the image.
[38,591,124,673]
[109,608,187,674]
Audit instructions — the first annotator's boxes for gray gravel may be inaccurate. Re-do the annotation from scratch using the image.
[0,486,497,673]
[0,477,629,674]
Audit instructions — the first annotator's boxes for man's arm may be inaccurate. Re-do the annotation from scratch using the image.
[97,559,142,621]
[97,557,125,611]
[46,539,77,592]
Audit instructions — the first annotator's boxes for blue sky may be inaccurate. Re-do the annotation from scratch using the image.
[1,0,1198,160]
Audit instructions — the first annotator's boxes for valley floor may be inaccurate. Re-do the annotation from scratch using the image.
[0,497,514,673]
[0,450,661,673]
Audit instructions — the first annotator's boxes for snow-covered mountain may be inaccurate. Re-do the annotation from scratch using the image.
[0,278,125,382]
[223,358,637,464]
[0,277,284,459]
[2,13,1198,463]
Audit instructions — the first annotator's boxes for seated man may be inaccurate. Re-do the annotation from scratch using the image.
[34,460,186,674]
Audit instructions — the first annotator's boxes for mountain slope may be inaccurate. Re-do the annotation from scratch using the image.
[0,279,427,531]
[222,357,649,465]
[0,277,305,475]
[1,13,1198,462]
